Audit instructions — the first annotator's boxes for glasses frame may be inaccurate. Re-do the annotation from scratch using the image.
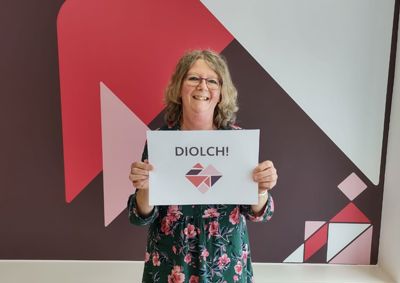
[184,74,222,91]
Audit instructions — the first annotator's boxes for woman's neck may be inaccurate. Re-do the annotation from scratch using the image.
[180,114,215,130]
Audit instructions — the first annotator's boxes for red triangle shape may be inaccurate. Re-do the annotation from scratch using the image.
[304,223,328,261]
[193,163,203,169]
[186,175,208,187]
[330,202,370,223]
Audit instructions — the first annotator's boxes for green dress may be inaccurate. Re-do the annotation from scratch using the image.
[128,124,274,283]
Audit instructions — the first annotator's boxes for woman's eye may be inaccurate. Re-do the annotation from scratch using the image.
[188,76,200,82]
[207,79,219,85]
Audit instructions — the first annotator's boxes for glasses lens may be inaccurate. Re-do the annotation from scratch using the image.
[206,79,220,90]
[186,75,220,90]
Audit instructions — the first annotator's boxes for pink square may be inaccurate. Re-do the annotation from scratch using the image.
[338,173,367,201]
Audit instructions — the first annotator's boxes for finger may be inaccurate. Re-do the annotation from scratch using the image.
[143,160,154,170]
[129,173,148,182]
[254,160,274,173]
[131,161,153,171]
[253,168,277,181]
[131,167,150,176]
[254,174,278,183]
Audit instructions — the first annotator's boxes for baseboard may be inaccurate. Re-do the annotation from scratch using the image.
[0,260,395,283]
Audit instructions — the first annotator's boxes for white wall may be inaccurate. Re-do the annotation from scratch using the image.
[379,19,400,282]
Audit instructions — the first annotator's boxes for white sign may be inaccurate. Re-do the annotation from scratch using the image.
[147,130,260,205]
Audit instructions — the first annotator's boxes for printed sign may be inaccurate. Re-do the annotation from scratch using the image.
[147,130,260,205]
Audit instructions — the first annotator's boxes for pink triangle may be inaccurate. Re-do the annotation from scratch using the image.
[330,203,370,223]
[193,163,204,169]
[100,82,149,226]
[200,165,221,176]
[186,175,208,187]
[197,182,209,193]
[329,226,373,264]
[304,221,326,240]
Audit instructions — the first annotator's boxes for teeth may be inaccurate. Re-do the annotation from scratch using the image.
[193,95,209,101]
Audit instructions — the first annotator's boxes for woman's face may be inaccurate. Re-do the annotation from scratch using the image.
[180,59,221,120]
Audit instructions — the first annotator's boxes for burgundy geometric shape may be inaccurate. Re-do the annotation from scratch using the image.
[211,175,222,186]
[186,169,203,175]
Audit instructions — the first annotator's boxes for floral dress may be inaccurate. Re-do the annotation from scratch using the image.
[128,124,274,283]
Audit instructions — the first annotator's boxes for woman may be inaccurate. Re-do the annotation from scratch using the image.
[128,50,278,283]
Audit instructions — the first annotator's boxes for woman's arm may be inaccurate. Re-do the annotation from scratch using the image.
[251,160,277,215]
[129,160,154,217]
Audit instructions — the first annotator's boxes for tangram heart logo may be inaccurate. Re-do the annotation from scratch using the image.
[185,163,222,193]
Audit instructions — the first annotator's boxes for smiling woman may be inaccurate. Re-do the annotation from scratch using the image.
[128,50,278,283]
[164,50,239,130]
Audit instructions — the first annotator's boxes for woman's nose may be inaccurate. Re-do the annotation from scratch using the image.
[196,78,209,90]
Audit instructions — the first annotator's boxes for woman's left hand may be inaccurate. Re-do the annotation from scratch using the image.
[253,160,278,192]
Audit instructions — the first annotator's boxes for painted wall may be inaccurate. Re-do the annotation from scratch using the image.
[0,0,397,265]
[379,15,400,281]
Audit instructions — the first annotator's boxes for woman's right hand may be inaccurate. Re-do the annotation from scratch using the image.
[129,160,153,190]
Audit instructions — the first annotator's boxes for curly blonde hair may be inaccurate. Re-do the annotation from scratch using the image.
[164,50,238,128]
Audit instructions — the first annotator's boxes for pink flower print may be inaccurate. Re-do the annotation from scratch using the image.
[144,252,150,263]
[229,206,240,225]
[184,253,192,264]
[184,224,197,239]
[241,250,249,262]
[266,196,274,221]
[202,208,220,218]
[152,252,160,266]
[167,205,182,222]
[168,265,185,283]
[201,249,209,260]
[172,245,177,254]
[217,254,231,269]
[234,261,243,275]
[189,275,199,283]
[208,221,219,237]
[233,275,239,282]
[161,217,172,235]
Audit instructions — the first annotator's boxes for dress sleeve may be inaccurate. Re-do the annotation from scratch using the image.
[240,192,274,222]
[127,192,159,226]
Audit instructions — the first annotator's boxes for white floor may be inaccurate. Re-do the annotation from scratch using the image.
[0,261,395,283]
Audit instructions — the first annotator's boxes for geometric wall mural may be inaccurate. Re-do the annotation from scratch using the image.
[0,0,397,264]
[284,173,372,263]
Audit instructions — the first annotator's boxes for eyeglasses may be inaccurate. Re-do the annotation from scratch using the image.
[184,75,221,91]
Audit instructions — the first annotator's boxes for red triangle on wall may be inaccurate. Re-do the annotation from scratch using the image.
[330,202,370,223]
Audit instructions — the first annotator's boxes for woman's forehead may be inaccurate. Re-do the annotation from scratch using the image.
[187,59,218,76]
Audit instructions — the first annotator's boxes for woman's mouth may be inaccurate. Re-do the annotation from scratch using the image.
[193,95,209,101]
